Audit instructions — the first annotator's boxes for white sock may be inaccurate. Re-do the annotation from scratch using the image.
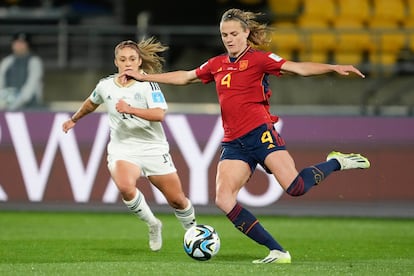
[175,199,197,230]
[123,188,158,226]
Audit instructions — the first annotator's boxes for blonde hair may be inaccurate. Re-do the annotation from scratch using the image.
[220,8,271,48]
[114,37,168,73]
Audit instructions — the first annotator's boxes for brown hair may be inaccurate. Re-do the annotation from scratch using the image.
[220,8,271,48]
[114,37,168,74]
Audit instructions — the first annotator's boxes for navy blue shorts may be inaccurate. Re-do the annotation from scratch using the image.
[220,123,286,174]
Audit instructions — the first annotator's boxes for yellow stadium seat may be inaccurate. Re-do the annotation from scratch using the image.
[332,17,366,30]
[297,16,330,29]
[300,17,336,50]
[334,30,373,64]
[267,0,302,17]
[336,0,371,25]
[407,0,414,17]
[308,31,337,51]
[334,53,366,65]
[403,17,414,29]
[402,1,414,29]
[368,17,401,29]
[367,14,405,68]
[270,27,304,60]
[372,31,407,53]
[297,0,336,28]
[372,0,406,21]
[370,30,407,66]
[332,17,372,65]
[272,21,297,29]
[300,51,333,63]
[335,31,373,52]
[369,53,400,68]
[298,29,337,63]
[297,4,337,64]
[385,37,407,58]
[300,0,336,21]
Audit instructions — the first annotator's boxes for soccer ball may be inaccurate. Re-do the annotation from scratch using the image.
[183,224,220,261]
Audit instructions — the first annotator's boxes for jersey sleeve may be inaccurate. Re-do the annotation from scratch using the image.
[261,52,287,76]
[195,60,214,84]
[144,82,168,110]
[89,81,104,105]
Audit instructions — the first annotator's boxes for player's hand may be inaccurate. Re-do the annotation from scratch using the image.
[119,70,145,84]
[115,99,131,114]
[62,119,75,133]
[334,65,365,78]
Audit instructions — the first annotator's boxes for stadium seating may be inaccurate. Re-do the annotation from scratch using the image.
[269,25,303,61]
[296,2,336,63]
[369,30,407,69]
[407,0,414,16]
[335,0,371,26]
[332,17,371,65]
[265,0,413,71]
[404,17,414,29]
[299,30,336,63]
[367,0,408,70]
[335,33,372,63]
[403,0,414,29]
[297,0,336,28]
[370,0,406,26]
[267,0,302,18]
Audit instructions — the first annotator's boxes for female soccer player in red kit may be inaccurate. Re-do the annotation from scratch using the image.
[121,8,370,264]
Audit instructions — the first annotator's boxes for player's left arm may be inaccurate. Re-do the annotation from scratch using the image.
[280,60,365,78]
[115,99,165,122]
[62,98,99,133]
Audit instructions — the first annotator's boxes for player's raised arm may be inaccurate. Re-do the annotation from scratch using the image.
[281,61,365,78]
[62,98,99,133]
[121,69,200,85]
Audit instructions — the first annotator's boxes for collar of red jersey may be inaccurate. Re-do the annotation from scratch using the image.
[228,45,251,62]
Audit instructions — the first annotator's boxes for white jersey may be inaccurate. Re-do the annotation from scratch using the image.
[89,74,169,157]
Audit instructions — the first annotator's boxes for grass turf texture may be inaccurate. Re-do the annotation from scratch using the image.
[0,211,413,275]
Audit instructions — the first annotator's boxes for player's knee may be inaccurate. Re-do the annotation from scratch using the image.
[119,186,138,201]
[167,196,187,209]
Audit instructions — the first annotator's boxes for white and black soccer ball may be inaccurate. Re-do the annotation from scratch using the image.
[183,224,220,261]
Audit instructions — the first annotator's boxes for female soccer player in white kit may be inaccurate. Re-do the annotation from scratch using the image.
[62,39,197,252]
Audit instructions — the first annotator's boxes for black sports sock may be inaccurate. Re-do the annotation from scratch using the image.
[287,159,339,196]
[227,203,284,251]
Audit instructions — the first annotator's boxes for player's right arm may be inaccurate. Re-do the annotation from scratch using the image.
[62,98,99,133]
[281,60,365,78]
[121,69,200,85]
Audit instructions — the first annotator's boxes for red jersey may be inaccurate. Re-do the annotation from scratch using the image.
[195,46,286,142]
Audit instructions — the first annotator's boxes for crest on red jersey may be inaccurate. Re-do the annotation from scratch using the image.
[239,60,248,71]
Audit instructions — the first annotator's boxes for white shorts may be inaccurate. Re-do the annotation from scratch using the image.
[107,152,177,177]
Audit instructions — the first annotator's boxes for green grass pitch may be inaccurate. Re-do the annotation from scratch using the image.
[0,211,413,275]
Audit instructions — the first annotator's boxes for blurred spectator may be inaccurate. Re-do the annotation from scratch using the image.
[0,32,44,110]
